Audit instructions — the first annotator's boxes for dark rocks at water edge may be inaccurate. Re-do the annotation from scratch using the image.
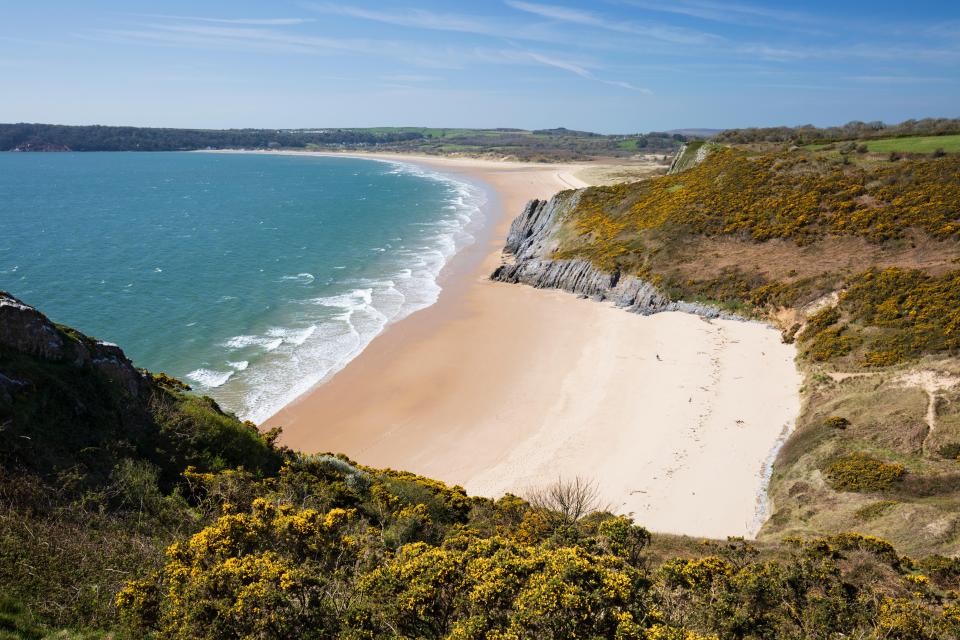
[490,196,725,319]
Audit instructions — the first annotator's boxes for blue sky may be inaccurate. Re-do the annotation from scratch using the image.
[1,1,958,132]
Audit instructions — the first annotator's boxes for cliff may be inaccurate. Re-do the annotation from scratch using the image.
[491,194,725,318]
[0,291,280,486]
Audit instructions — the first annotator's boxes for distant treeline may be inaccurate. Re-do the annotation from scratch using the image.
[0,122,687,159]
[716,117,960,145]
[0,123,425,152]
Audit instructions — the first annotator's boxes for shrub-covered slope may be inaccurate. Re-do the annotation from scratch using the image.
[4,295,960,638]
[502,142,960,557]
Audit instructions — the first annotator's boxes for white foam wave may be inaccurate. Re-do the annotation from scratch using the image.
[187,368,234,388]
[281,272,315,284]
[207,157,487,424]
[312,288,374,311]
[223,334,283,351]
[266,325,317,346]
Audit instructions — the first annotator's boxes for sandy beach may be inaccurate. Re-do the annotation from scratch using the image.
[264,152,801,539]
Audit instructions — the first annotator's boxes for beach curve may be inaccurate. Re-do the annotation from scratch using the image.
[262,151,802,539]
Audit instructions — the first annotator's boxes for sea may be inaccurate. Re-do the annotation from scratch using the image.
[0,151,485,423]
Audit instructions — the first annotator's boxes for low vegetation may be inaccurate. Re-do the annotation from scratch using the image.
[799,268,960,367]
[559,147,959,264]
[544,135,960,559]
[826,453,906,492]
[5,299,960,637]
[857,134,960,154]
[715,117,960,145]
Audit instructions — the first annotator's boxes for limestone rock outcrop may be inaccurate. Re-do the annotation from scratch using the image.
[491,192,724,319]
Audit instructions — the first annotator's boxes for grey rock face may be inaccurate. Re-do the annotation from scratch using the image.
[0,293,65,360]
[491,192,726,319]
[0,291,148,396]
[503,193,579,260]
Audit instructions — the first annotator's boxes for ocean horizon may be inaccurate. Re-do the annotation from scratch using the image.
[0,151,485,423]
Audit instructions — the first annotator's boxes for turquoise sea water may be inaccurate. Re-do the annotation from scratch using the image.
[0,152,484,422]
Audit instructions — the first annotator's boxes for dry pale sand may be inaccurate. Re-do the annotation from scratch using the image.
[263,151,801,539]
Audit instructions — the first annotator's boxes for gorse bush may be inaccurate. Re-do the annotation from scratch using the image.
[556,148,960,272]
[797,268,960,366]
[824,416,851,430]
[116,499,364,640]
[826,453,906,492]
[546,144,960,369]
[113,468,960,640]
[854,500,898,521]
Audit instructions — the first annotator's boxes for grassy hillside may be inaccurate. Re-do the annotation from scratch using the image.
[546,142,960,557]
[5,294,960,637]
[858,134,960,154]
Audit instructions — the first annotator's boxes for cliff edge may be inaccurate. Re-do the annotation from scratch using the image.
[491,194,724,318]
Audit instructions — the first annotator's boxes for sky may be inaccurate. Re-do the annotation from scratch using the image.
[1,1,958,133]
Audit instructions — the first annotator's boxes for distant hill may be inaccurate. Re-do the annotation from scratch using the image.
[0,122,687,160]
[0,122,424,152]
[667,128,722,138]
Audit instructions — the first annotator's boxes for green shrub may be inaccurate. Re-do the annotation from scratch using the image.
[824,416,851,430]
[854,500,898,521]
[916,555,960,587]
[937,442,960,460]
[826,453,905,492]
[805,326,860,361]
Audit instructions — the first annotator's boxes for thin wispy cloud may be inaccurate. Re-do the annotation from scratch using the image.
[505,0,719,45]
[737,41,960,63]
[511,50,650,93]
[302,3,646,91]
[82,21,467,70]
[617,0,817,29]
[525,51,592,78]
[302,1,656,52]
[19,0,953,131]
[90,23,381,56]
[82,19,645,90]
[849,75,954,85]
[303,3,509,38]
[144,15,315,26]
[383,74,440,83]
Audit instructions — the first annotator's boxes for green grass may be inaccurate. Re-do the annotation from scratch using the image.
[347,127,517,139]
[863,134,960,153]
[808,134,960,154]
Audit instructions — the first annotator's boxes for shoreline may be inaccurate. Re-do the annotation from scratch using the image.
[259,150,801,539]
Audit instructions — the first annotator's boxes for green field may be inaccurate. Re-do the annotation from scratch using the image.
[809,134,960,154]
[348,127,522,139]
[862,133,960,153]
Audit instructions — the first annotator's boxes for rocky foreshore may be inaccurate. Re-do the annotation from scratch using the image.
[490,195,725,319]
